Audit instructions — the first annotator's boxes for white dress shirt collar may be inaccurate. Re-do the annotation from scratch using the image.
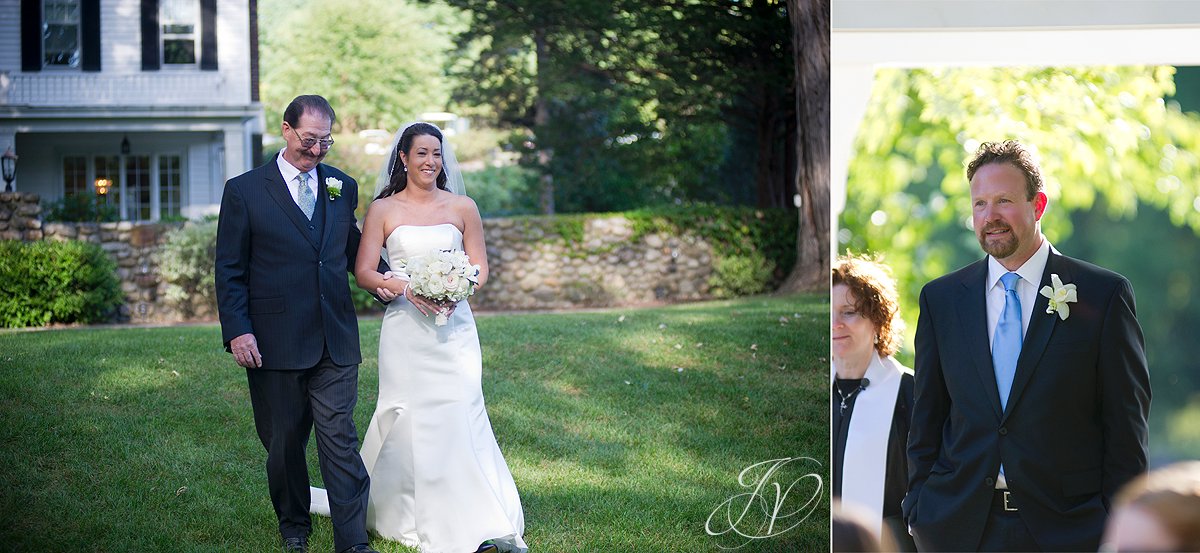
[276,149,318,203]
[987,236,1053,293]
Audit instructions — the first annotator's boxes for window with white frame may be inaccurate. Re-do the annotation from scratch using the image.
[42,0,81,68]
[161,0,200,66]
[61,154,185,221]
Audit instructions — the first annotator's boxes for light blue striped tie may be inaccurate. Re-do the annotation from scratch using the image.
[297,172,315,220]
[993,272,1022,409]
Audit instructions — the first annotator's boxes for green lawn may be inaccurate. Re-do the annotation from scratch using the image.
[0,294,828,552]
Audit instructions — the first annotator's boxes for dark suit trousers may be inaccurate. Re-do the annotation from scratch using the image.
[246,351,369,552]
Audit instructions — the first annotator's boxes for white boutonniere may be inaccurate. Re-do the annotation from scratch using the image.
[1039,273,1078,320]
[325,177,343,200]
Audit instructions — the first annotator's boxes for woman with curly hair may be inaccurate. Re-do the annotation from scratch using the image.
[832,253,915,551]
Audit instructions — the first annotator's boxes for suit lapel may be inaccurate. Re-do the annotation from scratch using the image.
[1002,251,1069,421]
[264,154,319,251]
[317,165,335,252]
[956,259,1004,420]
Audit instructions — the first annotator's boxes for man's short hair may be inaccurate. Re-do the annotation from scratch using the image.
[966,140,1043,199]
[283,95,336,127]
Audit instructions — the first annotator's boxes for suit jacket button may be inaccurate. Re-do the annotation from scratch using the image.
[318,261,323,267]
[999,427,1008,435]
[986,477,995,486]
[309,225,315,230]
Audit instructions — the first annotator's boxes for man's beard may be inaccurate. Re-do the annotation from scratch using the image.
[978,224,1019,259]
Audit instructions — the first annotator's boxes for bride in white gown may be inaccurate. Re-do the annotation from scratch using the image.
[311,122,526,553]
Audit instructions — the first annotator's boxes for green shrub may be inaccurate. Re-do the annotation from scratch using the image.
[158,220,217,319]
[464,165,541,217]
[0,240,124,327]
[43,195,119,222]
[709,253,776,298]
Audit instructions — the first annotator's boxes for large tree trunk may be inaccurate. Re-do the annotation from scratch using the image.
[778,0,829,293]
[534,25,555,215]
[754,90,778,208]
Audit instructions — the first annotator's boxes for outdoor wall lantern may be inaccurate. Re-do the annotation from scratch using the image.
[121,136,131,155]
[2,146,16,192]
[95,178,112,196]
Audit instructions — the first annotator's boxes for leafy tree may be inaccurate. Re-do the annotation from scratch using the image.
[842,66,1200,337]
[258,0,465,133]
[432,0,796,214]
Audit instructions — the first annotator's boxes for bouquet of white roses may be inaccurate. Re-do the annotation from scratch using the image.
[396,249,481,325]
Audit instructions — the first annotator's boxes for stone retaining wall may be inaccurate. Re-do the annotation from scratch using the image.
[0,192,44,241]
[474,216,714,310]
[3,191,732,323]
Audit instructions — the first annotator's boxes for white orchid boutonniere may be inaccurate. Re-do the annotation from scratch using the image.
[325,177,343,200]
[1039,273,1078,320]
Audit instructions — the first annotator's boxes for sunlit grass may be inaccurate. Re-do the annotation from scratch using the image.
[0,294,827,551]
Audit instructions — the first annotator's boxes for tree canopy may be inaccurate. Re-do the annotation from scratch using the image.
[258,0,464,133]
[430,0,797,214]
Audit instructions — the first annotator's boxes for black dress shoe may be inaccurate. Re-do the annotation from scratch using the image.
[281,536,308,553]
[475,544,498,553]
[338,545,379,553]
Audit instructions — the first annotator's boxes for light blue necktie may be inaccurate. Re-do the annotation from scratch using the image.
[297,172,315,220]
[993,272,1022,409]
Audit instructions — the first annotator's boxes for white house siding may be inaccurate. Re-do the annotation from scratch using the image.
[0,0,19,71]
[0,0,263,220]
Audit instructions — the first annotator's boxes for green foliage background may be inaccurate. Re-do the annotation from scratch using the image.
[257,0,797,217]
[158,219,219,319]
[839,65,1200,462]
[258,0,465,134]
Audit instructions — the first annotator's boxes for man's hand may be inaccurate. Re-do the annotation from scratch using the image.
[230,333,262,368]
[376,271,400,302]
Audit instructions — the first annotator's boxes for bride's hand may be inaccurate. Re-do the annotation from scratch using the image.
[403,284,441,316]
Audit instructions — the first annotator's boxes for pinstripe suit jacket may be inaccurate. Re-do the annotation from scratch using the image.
[215,154,365,369]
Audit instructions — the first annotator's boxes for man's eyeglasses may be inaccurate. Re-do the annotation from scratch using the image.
[289,126,334,150]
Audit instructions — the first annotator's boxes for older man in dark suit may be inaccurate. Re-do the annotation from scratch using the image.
[903,140,1151,552]
[215,95,388,553]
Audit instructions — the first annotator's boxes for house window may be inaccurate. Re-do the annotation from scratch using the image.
[159,155,183,219]
[42,0,81,67]
[63,155,87,196]
[61,153,185,221]
[161,0,199,65]
[126,155,152,220]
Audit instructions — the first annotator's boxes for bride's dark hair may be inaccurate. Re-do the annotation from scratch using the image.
[376,123,449,199]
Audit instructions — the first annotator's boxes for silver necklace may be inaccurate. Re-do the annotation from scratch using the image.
[834,378,870,414]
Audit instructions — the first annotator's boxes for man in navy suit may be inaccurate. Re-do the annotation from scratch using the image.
[903,140,1151,551]
[215,95,387,553]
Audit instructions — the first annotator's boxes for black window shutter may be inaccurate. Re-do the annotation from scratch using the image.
[200,0,217,70]
[141,0,160,70]
[81,0,101,71]
[20,0,41,72]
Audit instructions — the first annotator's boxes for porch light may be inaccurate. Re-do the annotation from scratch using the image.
[95,178,112,196]
[1,146,16,192]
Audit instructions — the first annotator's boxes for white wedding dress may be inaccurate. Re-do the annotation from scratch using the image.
[313,224,527,553]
